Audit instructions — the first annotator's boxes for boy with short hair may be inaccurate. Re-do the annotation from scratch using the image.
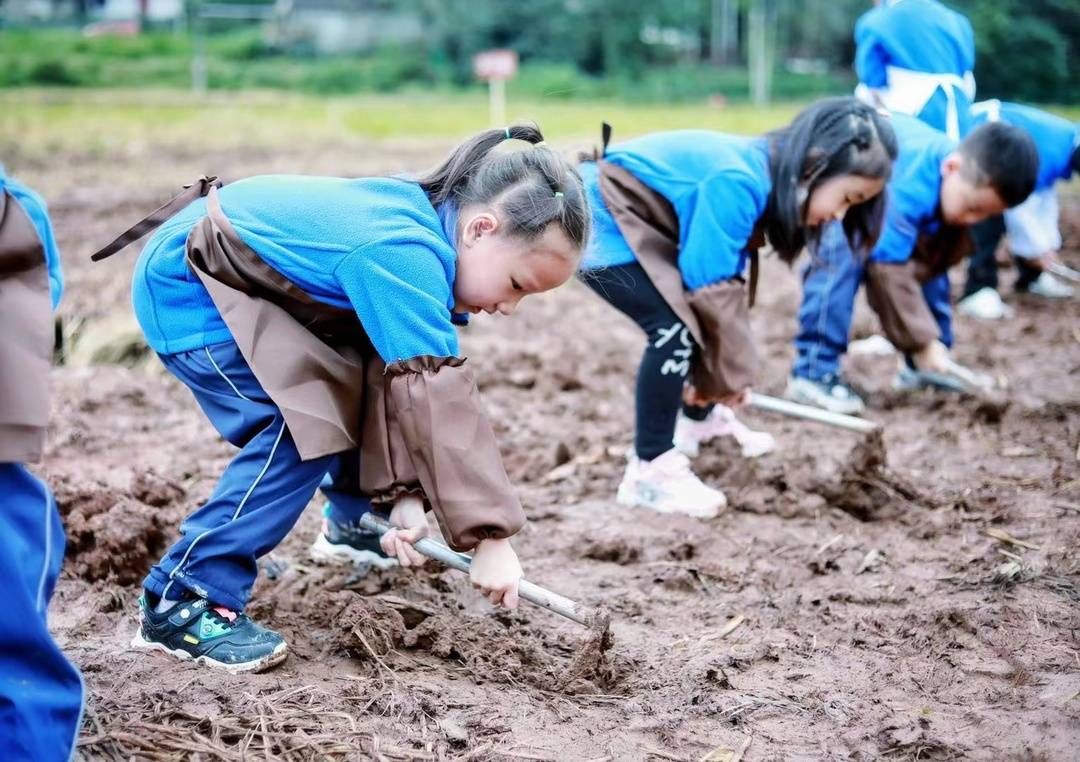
[959,100,1079,319]
[854,0,976,140]
[787,115,1039,414]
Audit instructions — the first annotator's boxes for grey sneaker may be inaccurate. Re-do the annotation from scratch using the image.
[892,361,993,394]
[1025,272,1074,299]
[309,511,399,569]
[784,375,866,416]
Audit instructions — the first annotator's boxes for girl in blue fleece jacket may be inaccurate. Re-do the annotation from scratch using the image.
[580,98,898,518]
[98,125,589,673]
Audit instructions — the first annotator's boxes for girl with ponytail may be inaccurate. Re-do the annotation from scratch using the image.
[93,123,589,673]
[578,96,898,519]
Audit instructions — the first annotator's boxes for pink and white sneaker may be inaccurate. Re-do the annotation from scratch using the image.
[673,405,776,459]
[616,449,727,519]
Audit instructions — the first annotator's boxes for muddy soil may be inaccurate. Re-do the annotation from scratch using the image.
[11,135,1079,761]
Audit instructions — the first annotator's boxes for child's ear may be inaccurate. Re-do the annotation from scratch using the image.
[940,153,964,178]
[462,212,499,244]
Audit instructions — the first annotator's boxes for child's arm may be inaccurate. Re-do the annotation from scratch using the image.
[338,241,526,552]
[677,170,766,403]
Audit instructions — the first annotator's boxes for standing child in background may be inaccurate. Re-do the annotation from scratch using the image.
[787,115,1038,414]
[579,97,897,518]
[0,169,85,761]
[854,0,976,140]
[92,125,589,673]
[958,101,1078,319]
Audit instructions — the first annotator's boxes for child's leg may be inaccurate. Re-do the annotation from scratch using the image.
[319,454,372,525]
[144,340,337,611]
[308,457,399,568]
[0,464,84,760]
[792,221,865,381]
[584,263,694,460]
[963,216,1006,297]
[921,273,954,349]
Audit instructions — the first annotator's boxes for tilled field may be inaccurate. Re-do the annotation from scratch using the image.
[12,136,1079,761]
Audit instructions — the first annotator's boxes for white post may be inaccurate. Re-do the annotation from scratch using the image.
[748,0,772,106]
[489,77,506,128]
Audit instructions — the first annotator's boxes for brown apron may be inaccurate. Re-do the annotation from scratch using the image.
[187,187,369,461]
[864,223,973,353]
[589,124,763,396]
[0,190,53,464]
[92,178,525,551]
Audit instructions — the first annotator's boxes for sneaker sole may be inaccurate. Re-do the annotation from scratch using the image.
[130,630,288,674]
[309,533,400,569]
[615,486,724,519]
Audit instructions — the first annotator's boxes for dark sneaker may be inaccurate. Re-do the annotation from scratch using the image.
[309,513,399,569]
[131,594,287,673]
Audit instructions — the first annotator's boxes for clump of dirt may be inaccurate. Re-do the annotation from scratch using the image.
[130,469,186,507]
[967,394,1011,425]
[813,430,925,521]
[315,590,407,658]
[558,606,616,690]
[52,476,168,583]
[582,536,642,565]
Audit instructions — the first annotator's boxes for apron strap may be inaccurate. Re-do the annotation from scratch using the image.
[90,175,222,262]
[590,122,613,161]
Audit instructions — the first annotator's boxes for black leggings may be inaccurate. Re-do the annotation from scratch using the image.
[584,262,711,461]
[963,215,1042,297]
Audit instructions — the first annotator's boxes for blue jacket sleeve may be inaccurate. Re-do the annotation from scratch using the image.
[678,169,765,292]
[335,238,460,364]
[854,13,889,88]
[6,180,63,309]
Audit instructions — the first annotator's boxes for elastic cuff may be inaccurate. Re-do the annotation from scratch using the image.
[384,355,465,377]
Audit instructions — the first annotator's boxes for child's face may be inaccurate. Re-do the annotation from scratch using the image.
[939,153,1008,226]
[452,209,579,316]
[804,174,886,227]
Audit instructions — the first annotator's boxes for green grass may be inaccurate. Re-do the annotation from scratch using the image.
[0,88,805,161]
[2,88,1077,164]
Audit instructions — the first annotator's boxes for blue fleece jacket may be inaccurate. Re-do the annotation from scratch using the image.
[580,131,771,291]
[132,175,461,362]
[971,101,1079,192]
[855,0,974,84]
[1,170,63,309]
[871,114,957,265]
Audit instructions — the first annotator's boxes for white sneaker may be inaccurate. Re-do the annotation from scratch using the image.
[673,405,776,458]
[957,287,1014,320]
[615,449,726,518]
[1026,272,1074,299]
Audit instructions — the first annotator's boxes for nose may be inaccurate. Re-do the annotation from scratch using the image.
[832,203,850,221]
[497,295,523,316]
